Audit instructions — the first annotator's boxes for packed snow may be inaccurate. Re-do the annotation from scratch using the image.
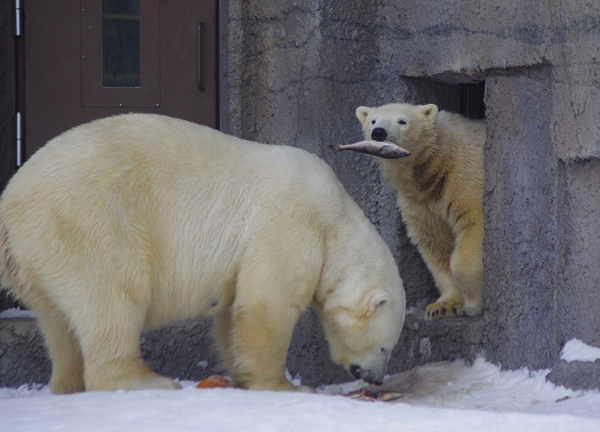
[561,339,600,363]
[2,356,600,432]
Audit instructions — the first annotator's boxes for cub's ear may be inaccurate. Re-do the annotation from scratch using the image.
[420,104,439,121]
[368,291,391,315]
[355,106,373,125]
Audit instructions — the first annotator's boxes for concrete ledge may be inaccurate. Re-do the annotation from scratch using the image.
[0,310,358,389]
[390,310,485,373]
[5,310,600,389]
[6,309,598,391]
[5,311,600,392]
[547,360,600,391]
[0,308,487,389]
[0,317,224,388]
[0,318,50,387]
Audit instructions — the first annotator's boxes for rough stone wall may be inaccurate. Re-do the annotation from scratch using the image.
[484,68,560,371]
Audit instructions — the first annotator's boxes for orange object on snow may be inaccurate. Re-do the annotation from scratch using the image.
[196,375,231,389]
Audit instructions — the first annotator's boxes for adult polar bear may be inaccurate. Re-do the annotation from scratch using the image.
[337,103,484,321]
[0,114,405,394]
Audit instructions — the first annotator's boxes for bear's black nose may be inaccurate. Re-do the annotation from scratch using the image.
[350,365,362,380]
[371,128,388,142]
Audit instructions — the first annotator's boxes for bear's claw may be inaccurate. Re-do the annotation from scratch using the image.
[425,300,464,321]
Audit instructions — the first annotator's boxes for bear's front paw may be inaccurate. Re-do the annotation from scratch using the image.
[425,300,464,321]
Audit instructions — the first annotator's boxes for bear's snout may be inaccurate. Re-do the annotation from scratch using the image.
[371,128,388,142]
[361,371,384,386]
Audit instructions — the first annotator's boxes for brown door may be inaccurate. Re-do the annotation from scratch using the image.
[22,0,217,160]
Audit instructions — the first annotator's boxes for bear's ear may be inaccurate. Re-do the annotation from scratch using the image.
[420,104,439,121]
[368,291,391,315]
[355,106,373,125]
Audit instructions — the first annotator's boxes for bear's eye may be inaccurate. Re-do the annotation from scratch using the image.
[371,119,376,125]
[398,119,407,125]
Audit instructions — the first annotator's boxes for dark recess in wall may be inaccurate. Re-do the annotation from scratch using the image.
[460,81,486,120]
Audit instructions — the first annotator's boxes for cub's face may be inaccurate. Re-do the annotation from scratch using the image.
[356,103,439,154]
[319,276,406,386]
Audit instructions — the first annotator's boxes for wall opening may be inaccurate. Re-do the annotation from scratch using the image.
[403,78,485,121]
[459,81,486,120]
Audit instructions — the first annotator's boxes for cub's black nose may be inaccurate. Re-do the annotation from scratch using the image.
[350,365,362,380]
[371,127,388,141]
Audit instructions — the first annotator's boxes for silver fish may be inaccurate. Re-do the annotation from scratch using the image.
[334,140,410,159]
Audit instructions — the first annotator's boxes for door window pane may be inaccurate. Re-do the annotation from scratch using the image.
[102,0,140,88]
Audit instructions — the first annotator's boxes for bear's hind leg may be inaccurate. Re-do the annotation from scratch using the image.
[35,302,86,394]
[72,293,180,392]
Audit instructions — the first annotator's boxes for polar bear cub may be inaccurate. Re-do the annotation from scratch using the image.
[0,114,405,393]
[338,103,484,320]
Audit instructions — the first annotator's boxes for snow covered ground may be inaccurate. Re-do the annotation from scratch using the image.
[2,354,600,432]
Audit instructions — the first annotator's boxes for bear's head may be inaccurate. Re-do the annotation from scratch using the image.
[354,103,439,157]
[315,249,405,386]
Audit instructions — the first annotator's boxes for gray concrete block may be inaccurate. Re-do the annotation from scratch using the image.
[483,67,560,371]
[557,160,600,347]
[0,319,50,387]
[547,361,600,391]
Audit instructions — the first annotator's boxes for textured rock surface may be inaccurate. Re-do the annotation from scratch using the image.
[483,68,560,371]
[0,319,50,387]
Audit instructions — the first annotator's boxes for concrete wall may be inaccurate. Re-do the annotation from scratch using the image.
[2,0,600,389]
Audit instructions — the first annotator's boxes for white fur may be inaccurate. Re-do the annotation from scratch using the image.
[0,114,406,393]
